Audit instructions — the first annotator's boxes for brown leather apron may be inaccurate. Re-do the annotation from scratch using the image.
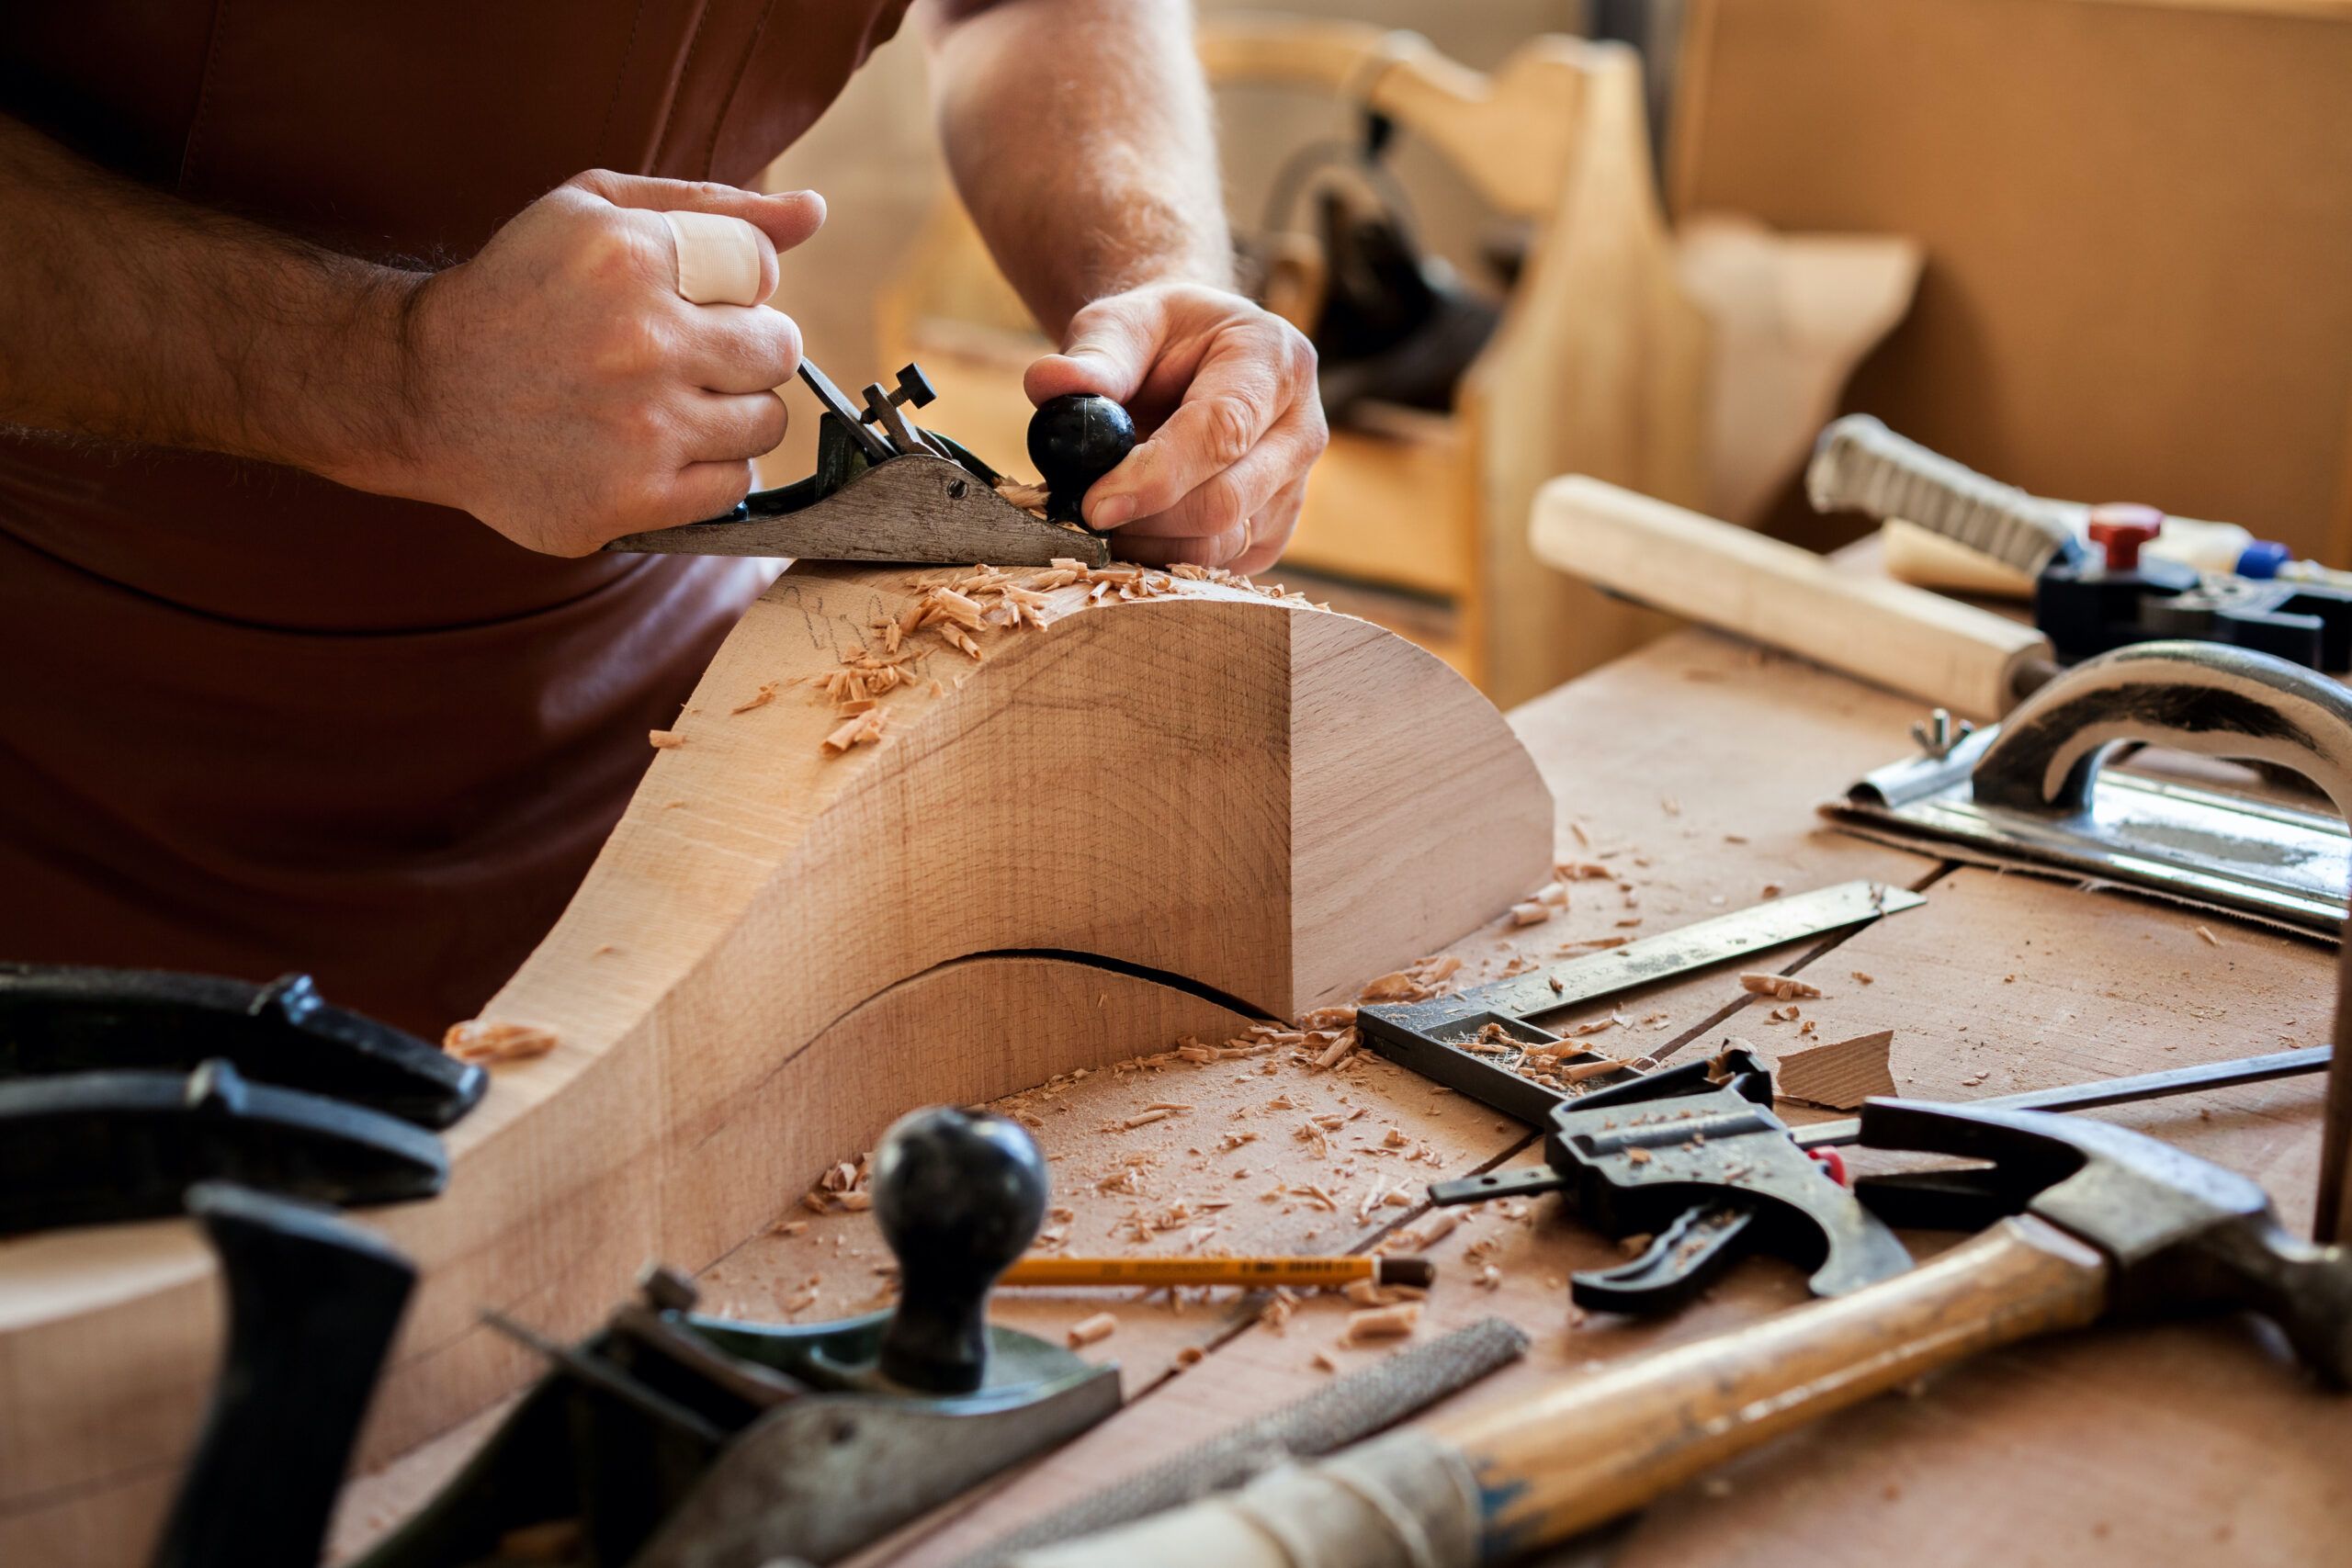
[0,1,911,1032]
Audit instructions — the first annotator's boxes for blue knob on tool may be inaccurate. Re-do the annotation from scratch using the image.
[872,1105,1048,1393]
[1026,394,1136,525]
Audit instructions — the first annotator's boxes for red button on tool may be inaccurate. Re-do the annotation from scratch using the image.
[2086,502,2164,571]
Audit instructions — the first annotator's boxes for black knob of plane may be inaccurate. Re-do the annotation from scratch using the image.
[872,1105,1047,1393]
[1026,394,1136,525]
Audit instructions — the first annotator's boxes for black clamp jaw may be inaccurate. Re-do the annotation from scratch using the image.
[2036,505,2352,671]
[159,1107,1121,1568]
[1430,1050,1914,1315]
[0,964,482,1235]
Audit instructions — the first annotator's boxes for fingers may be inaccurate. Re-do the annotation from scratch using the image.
[1081,335,1301,529]
[1023,299,1158,407]
[680,304,803,393]
[1112,400,1321,542]
[1229,476,1308,577]
[1115,523,1253,570]
[670,458,761,525]
[565,170,826,303]
[1114,470,1307,574]
[681,390,790,462]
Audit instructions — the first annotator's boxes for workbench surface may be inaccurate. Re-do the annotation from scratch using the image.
[336,626,2349,1565]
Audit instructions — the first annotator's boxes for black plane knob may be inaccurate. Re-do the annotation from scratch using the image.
[1026,394,1136,525]
[873,1105,1048,1393]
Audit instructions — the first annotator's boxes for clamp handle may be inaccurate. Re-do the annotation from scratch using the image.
[153,1184,415,1568]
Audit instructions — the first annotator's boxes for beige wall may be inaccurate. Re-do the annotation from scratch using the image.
[759,2,1586,479]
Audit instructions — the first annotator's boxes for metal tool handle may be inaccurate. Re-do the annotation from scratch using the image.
[1007,1218,2109,1567]
[1806,414,2079,576]
[152,1183,415,1568]
[1966,640,2352,1242]
[1971,640,2352,820]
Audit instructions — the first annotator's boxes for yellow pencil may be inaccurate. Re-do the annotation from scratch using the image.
[999,1255,1434,1289]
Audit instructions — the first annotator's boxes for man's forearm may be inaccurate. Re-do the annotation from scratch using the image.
[0,115,421,486]
[919,0,1230,335]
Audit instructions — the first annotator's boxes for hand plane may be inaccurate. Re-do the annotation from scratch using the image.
[0,963,481,1234]
[152,1107,1120,1568]
[604,359,1127,569]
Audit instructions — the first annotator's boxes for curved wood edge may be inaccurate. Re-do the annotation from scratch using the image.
[0,563,1551,1563]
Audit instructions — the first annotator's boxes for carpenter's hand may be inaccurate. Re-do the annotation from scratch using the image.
[388,171,822,556]
[1023,282,1325,576]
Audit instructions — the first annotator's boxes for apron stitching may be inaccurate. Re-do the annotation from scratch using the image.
[701,0,781,179]
[650,0,718,173]
[175,0,232,192]
[593,0,651,168]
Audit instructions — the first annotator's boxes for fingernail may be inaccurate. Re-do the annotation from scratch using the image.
[1091,492,1136,528]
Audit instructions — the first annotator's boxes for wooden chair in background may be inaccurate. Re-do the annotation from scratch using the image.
[876,17,1918,705]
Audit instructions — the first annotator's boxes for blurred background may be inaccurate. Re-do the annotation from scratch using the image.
[757,0,2352,705]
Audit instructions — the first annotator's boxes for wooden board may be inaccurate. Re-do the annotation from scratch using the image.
[0,562,1554,1565]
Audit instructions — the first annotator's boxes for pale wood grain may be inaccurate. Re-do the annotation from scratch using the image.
[0,563,1550,1565]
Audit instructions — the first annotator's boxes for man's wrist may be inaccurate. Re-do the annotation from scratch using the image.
[302,260,444,502]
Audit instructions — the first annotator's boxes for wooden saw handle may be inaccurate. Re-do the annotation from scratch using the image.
[1009,1219,2108,1567]
[1530,476,2054,720]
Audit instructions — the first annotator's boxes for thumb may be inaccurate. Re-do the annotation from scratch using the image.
[567,171,825,303]
[1023,299,1157,407]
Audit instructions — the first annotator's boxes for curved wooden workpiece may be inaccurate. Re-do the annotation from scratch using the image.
[0,562,1553,1563]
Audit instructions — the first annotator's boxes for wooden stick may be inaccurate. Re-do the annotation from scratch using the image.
[1529,475,2052,720]
[1009,1218,2108,1567]
[1001,1256,1433,1290]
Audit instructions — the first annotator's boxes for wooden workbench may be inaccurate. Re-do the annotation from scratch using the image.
[337,624,2350,1565]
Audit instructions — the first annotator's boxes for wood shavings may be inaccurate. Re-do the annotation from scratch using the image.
[648,729,685,750]
[1740,973,1823,999]
[1343,1303,1422,1344]
[1510,902,1553,927]
[1067,1312,1118,1348]
[820,706,890,754]
[1312,1350,1339,1372]
[995,478,1053,515]
[1312,1030,1358,1070]
[1357,953,1464,1005]
[1774,1029,1897,1111]
[2197,925,2222,946]
[730,682,779,714]
[443,1019,559,1066]
[1476,1264,1501,1290]
[1852,970,1875,985]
